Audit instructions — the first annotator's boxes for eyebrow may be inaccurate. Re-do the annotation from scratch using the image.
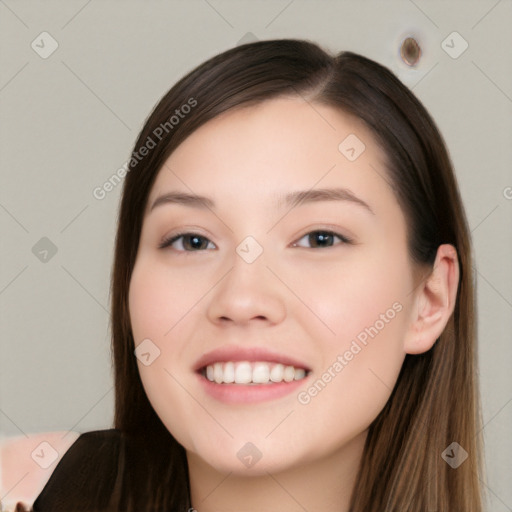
[149,187,375,215]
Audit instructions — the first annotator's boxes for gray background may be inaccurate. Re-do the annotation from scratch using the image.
[1,1,511,510]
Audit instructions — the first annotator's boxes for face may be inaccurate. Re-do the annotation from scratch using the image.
[128,97,419,476]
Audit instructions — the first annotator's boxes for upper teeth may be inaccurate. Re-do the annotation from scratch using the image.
[204,361,308,385]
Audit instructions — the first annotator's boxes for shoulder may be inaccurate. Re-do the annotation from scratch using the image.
[0,430,80,510]
[0,430,120,511]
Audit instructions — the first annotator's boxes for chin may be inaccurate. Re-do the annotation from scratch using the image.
[185,437,305,476]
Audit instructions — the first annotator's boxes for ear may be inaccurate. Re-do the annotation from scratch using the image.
[404,244,460,355]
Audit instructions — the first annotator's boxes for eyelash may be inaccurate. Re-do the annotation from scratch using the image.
[158,230,354,252]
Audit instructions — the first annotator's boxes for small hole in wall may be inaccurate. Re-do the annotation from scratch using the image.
[400,37,421,66]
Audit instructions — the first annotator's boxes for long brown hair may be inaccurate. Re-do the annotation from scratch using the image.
[109,39,484,511]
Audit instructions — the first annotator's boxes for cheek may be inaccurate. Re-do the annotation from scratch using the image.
[295,246,411,350]
[291,250,410,443]
[128,261,200,447]
[295,295,407,460]
[129,259,199,342]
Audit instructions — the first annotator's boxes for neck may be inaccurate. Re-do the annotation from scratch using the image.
[186,430,367,512]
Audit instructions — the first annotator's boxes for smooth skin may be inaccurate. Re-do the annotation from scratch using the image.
[129,97,459,512]
[0,431,81,509]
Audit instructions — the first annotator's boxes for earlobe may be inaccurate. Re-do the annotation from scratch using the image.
[404,244,460,355]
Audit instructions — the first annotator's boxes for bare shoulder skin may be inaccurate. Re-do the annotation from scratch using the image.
[0,431,81,511]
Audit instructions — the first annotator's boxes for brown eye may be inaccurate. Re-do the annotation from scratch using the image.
[293,230,352,249]
[159,233,215,251]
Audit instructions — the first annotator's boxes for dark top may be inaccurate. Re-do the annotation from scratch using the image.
[18,428,190,512]
[31,429,121,511]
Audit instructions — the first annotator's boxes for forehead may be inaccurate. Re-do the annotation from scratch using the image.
[147,97,394,214]
[167,97,383,164]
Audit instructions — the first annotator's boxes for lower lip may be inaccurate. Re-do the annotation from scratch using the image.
[195,371,311,404]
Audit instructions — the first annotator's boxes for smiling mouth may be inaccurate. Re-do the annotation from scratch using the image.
[199,361,311,385]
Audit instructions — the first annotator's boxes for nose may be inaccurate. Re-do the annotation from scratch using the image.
[206,253,287,327]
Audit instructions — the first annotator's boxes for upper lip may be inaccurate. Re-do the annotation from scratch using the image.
[193,346,311,372]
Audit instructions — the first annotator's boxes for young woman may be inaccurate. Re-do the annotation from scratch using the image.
[1,38,484,512]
